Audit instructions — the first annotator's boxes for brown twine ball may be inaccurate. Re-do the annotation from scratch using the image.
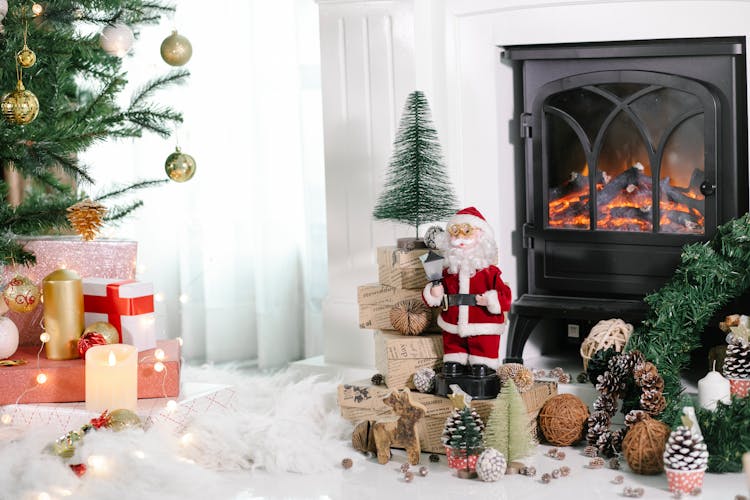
[621,416,670,475]
[538,394,590,446]
[390,299,430,335]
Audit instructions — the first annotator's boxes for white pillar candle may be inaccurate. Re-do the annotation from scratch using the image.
[697,369,731,411]
[85,344,137,412]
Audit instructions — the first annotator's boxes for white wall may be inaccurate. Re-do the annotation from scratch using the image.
[319,0,750,366]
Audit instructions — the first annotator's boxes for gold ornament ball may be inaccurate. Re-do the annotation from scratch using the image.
[16,45,36,68]
[3,275,40,313]
[160,30,192,66]
[165,146,196,182]
[106,409,143,431]
[31,3,43,16]
[83,321,119,344]
[1,81,39,125]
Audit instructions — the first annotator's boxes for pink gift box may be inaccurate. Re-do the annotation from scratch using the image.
[0,339,180,405]
[1,237,137,346]
[83,278,156,352]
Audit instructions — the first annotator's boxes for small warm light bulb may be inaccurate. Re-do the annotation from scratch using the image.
[87,455,107,471]
[154,348,166,361]
[31,3,43,16]
[1,413,12,425]
[39,332,50,343]
[166,400,177,412]
[132,450,146,459]
[180,432,193,446]
[179,294,189,304]
[108,351,116,366]
[154,361,165,373]
[37,493,51,500]
[36,373,47,384]
[154,292,165,303]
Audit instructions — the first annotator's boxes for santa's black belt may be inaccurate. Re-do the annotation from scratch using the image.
[445,294,477,306]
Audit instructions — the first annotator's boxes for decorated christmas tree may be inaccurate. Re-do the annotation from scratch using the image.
[372,90,457,241]
[0,1,188,265]
[442,405,485,455]
[484,380,536,462]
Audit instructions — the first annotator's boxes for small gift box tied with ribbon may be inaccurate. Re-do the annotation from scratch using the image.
[83,278,157,352]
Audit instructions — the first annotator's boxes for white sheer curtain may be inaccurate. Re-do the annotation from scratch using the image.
[81,0,327,368]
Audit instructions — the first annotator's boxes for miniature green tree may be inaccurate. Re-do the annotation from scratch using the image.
[442,406,485,456]
[484,380,536,461]
[372,90,457,240]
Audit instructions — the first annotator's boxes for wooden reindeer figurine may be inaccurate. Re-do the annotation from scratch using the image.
[372,388,426,465]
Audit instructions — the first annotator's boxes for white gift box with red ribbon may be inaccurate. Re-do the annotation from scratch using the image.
[83,278,157,352]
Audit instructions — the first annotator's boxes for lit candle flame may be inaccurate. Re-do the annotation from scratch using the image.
[108,351,116,366]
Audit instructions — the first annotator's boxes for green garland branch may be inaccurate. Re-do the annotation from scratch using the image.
[626,213,750,423]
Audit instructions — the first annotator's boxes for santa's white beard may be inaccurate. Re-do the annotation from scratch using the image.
[440,236,498,275]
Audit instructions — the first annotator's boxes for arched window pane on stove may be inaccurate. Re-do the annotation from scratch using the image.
[545,110,590,229]
[595,110,653,232]
[598,83,649,99]
[658,114,705,235]
[630,88,701,148]
[546,89,614,145]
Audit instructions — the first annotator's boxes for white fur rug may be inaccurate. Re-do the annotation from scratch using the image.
[0,366,353,500]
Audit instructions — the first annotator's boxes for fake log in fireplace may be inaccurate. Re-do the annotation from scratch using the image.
[503,38,748,362]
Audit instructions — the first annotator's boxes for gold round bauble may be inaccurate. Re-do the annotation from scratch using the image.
[165,146,196,182]
[16,45,36,68]
[83,321,119,344]
[2,275,40,313]
[107,409,143,431]
[160,30,192,66]
[31,3,43,16]
[1,80,39,125]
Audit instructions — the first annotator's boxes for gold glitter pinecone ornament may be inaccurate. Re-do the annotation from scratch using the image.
[498,363,534,393]
[66,199,107,241]
[390,299,430,335]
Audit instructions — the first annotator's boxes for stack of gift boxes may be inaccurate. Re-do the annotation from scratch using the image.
[342,246,558,454]
[0,238,232,432]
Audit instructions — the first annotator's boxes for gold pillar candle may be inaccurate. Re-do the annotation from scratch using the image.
[85,344,137,412]
[42,269,84,360]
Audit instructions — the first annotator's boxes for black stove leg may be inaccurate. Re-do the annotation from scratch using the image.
[503,313,540,364]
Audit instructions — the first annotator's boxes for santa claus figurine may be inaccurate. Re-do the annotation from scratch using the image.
[423,207,512,382]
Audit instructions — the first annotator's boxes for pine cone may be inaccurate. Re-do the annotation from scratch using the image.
[596,370,625,398]
[593,394,618,416]
[723,337,750,379]
[634,361,665,392]
[586,410,611,446]
[663,426,708,471]
[413,367,435,393]
[442,407,485,451]
[498,363,534,393]
[371,373,384,386]
[640,389,667,416]
[624,409,648,428]
[66,199,107,241]
[609,428,625,455]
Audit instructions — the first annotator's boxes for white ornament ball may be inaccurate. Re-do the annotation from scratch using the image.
[0,0,7,20]
[424,225,445,249]
[413,367,436,393]
[100,23,135,57]
[0,316,19,359]
[476,448,507,482]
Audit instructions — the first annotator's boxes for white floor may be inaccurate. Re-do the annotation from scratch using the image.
[227,444,747,499]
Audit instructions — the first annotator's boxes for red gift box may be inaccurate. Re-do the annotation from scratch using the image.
[0,339,180,405]
[83,278,156,352]
[0,237,137,346]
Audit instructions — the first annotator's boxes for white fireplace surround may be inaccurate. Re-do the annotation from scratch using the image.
[317,0,750,367]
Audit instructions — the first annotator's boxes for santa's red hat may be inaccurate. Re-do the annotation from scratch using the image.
[449,207,493,237]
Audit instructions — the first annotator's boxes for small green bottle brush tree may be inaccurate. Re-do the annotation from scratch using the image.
[372,90,457,247]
